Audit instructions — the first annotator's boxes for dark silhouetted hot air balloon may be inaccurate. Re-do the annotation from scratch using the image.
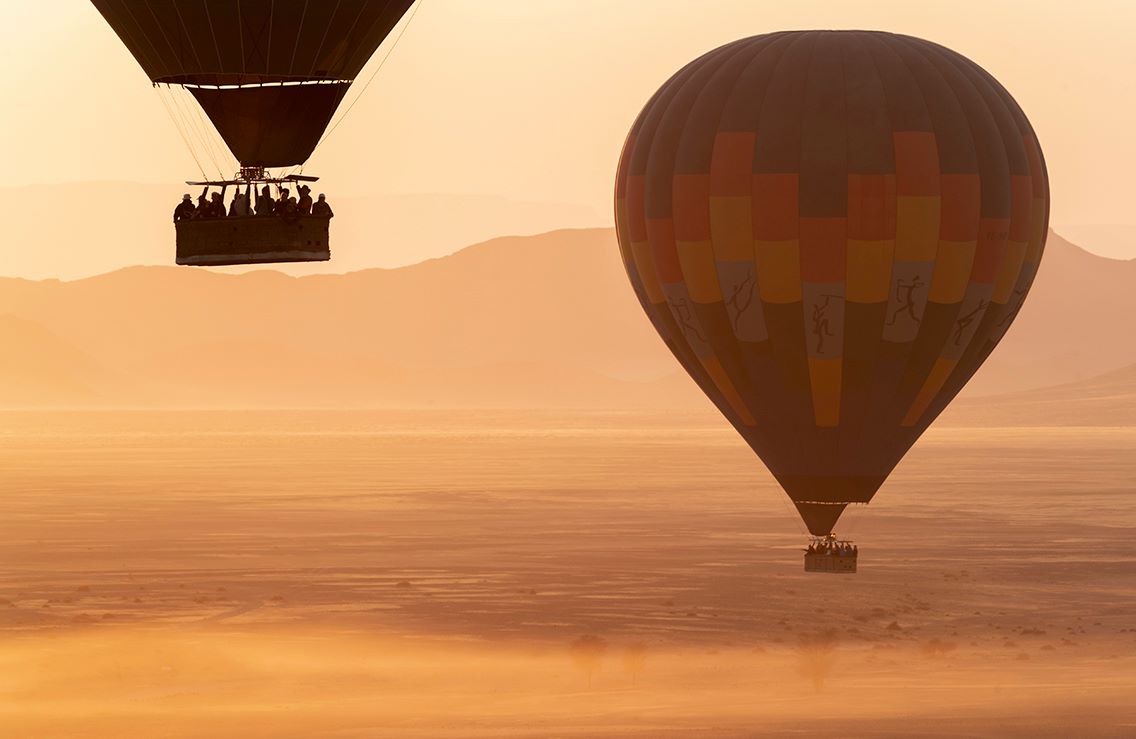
[614,31,1049,568]
[91,0,418,265]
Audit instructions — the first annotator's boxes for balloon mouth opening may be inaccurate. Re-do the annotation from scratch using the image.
[793,501,850,536]
[174,78,355,90]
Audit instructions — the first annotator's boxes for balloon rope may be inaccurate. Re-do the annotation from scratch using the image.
[167,86,223,180]
[309,0,426,156]
[154,86,207,180]
[166,86,222,179]
[840,501,863,541]
[180,86,235,179]
[776,491,809,538]
[189,88,238,176]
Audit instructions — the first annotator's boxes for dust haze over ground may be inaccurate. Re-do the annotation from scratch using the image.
[0,410,1133,737]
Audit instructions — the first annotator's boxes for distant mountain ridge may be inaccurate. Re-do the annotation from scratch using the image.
[0,182,602,280]
[0,227,1130,420]
[941,362,1136,427]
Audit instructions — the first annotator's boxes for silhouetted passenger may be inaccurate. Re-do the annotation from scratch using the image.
[256,186,275,216]
[207,192,225,218]
[173,194,195,222]
[312,193,334,218]
[274,189,291,215]
[297,185,313,215]
[195,189,209,217]
[229,191,250,217]
[279,196,299,222]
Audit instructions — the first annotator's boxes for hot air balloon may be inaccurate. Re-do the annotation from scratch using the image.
[91,0,418,266]
[614,31,1049,571]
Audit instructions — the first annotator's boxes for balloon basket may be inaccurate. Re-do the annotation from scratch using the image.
[176,215,331,266]
[804,536,858,574]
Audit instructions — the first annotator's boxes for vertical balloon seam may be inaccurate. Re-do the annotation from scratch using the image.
[777,29,818,426]
[885,36,967,433]
[170,3,208,73]
[627,49,744,429]
[142,3,183,78]
[721,34,814,481]
[938,45,1032,397]
[872,36,963,440]
[645,43,755,427]
[671,38,774,426]
[834,31,896,484]
[898,37,1014,429]
[747,32,830,511]
[202,1,225,71]
[845,33,923,487]
[754,34,817,476]
[753,32,818,482]
[872,36,972,442]
[803,32,850,432]
[912,46,1047,428]
[115,2,165,81]
[742,32,817,484]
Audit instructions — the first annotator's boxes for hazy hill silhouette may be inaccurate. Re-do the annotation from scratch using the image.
[0,227,1128,414]
[0,315,108,406]
[941,362,1136,427]
[0,229,680,407]
[0,182,601,280]
[969,230,1136,396]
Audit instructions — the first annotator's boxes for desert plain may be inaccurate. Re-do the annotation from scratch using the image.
[0,407,1132,737]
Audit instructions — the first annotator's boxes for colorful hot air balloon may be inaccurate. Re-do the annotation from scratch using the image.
[614,31,1049,545]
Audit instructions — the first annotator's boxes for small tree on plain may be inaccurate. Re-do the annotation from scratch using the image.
[796,629,840,693]
[570,634,608,688]
[622,642,648,685]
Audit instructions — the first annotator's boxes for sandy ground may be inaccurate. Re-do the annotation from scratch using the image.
[0,410,1133,737]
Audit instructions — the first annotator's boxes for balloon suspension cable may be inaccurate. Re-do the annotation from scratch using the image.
[841,501,865,540]
[154,85,207,181]
[165,84,229,181]
[172,83,234,181]
[181,86,237,178]
[309,0,426,158]
[163,85,213,176]
[769,480,809,539]
[782,498,809,538]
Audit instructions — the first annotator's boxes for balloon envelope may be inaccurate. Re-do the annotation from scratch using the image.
[91,0,416,167]
[614,31,1049,535]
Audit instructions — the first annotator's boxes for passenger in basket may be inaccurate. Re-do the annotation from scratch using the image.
[312,193,334,218]
[173,194,195,222]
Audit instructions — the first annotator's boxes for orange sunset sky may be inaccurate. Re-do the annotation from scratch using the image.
[1,0,1134,261]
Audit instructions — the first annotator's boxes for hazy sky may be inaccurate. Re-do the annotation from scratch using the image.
[3,1,1134,252]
